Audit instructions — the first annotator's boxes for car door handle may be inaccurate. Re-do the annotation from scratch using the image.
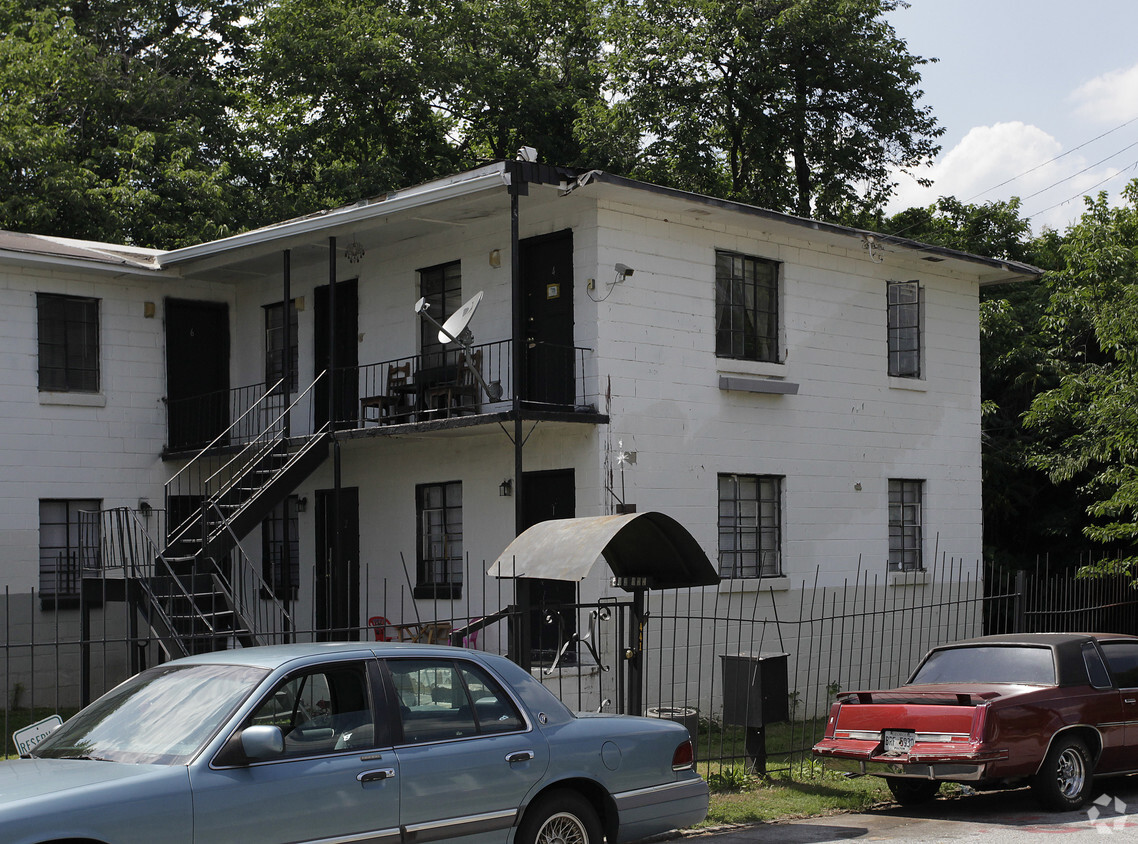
[357,768,396,783]
[506,750,535,764]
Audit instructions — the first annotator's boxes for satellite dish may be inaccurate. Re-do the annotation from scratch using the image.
[438,291,484,345]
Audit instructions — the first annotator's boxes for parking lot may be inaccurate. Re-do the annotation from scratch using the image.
[685,777,1138,843]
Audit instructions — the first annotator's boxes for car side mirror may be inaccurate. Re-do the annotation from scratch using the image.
[240,725,284,760]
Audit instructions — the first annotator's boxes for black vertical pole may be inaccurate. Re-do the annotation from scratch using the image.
[329,237,343,638]
[283,249,292,438]
[509,162,532,671]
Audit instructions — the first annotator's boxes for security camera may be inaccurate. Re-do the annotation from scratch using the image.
[615,263,634,277]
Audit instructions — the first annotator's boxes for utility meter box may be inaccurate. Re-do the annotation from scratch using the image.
[719,652,789,728]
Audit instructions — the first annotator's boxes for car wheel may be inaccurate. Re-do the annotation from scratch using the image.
[1032,735,1092,811]
[885,777,940,805]
[517,790,602,844]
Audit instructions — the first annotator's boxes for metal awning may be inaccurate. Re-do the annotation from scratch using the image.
[488,512,720,591]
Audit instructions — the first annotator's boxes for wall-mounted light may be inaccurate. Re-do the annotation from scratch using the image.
[138,499,153,517]
[489,249,501,268]
[345,239,365,264]
[499,479,513,497]
[297,496,308,513]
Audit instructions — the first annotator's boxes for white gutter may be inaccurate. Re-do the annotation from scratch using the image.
[160,163,509,267]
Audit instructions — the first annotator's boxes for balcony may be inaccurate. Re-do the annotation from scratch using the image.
[164,339,601,456]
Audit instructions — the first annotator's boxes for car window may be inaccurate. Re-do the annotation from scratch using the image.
[390,659,524,744]
[248,662,376,756]
[1082,642,1113,688]
[908,645,1055,685]
[33,663,266,765]
[1100,642,1138,688]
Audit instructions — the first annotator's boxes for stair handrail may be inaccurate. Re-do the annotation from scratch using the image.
[199,371,327,505]
[207,499,296,644]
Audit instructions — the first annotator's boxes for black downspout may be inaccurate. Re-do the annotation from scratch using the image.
[329,237,343,639]
[509,162,532,671]
[282,249,291,438]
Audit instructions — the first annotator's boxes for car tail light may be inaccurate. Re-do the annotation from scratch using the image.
[672,740,694,770]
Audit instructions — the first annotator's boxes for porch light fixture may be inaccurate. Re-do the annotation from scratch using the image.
[499,479,513,497]
[345,239,365,264]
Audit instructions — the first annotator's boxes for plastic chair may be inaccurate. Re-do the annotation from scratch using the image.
[368,616,394,641]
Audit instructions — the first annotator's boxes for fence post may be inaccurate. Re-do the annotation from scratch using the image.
[1013,568,1027,633]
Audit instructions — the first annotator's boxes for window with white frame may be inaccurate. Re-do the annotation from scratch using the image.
[887,280,921,377]
[715,250,780,363]
[888,479,923,571]
[38,293,100,392]
[718,474,782,578]
[416,481,462,598]
[40,499,100,607]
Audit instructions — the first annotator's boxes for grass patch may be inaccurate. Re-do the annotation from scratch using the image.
[700,768,892,825]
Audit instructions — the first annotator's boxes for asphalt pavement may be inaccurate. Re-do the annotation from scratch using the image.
[682,776,1138,843]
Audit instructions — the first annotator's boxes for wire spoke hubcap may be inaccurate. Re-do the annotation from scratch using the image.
[536,813,588,844]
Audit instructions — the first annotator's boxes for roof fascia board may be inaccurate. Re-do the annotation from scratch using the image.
[161,164,508,267]
[576,170,1043,282]
[0,249,166,278]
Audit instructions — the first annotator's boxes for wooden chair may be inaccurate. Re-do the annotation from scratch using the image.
[423,350,483,418]
[361,361,414,424]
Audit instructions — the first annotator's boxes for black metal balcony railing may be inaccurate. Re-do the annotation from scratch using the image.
[166,340,595,445]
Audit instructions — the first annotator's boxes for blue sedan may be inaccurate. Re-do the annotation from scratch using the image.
[1,643,708,844]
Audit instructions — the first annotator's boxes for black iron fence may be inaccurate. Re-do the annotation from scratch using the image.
[4,557,1138,773]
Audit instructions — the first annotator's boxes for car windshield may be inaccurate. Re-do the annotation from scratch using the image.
[909,645,1056,686]
[33,663,267,765]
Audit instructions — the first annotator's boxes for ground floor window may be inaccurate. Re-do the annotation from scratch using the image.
[718,474,782,578]
[40,499,100,607]
[888,479,924,571]
[262,496,299,601]
[416,481,462,598]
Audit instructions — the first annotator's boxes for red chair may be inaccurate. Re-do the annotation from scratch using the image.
[368,616,394,642]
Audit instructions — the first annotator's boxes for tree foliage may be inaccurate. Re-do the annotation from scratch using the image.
[603,0,942,219]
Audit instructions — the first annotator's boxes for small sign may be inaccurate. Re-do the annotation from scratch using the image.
[13,715,62,756]
[546,283,560,299]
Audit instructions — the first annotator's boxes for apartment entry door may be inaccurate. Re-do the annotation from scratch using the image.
[314,279,358,430]
[522,469,577,663]
[315,487,360,640]
[165,299,229,451]
[521,230,574,407]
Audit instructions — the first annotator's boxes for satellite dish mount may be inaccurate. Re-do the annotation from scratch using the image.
[414,291,504,401]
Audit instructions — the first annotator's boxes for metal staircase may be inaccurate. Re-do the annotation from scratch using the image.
[86,375,330,659]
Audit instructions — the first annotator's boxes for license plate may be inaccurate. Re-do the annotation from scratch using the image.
[883,730,916,755]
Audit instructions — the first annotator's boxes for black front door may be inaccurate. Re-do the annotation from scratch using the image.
[165,299,229,451]
[314,279,359,430]
[522,469,577,663]
[521,230,574,407]
[315,486,360,640]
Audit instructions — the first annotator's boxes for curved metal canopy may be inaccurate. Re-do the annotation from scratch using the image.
[488,512,720,591]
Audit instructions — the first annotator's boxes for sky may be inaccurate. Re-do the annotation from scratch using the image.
[883,1,1138,233]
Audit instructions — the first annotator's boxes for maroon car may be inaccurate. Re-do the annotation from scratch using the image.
[813,632,1138,810]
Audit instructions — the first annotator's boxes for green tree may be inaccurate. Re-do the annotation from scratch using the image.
[0,0,251,247]
[1024,182,1138,573]
[603,0,942,219]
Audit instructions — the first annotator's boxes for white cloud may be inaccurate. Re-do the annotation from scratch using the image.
[886,121,1130,232]
[1070,63,1138,123]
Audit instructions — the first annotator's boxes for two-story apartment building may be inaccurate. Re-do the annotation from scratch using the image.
[0,161,1040,705]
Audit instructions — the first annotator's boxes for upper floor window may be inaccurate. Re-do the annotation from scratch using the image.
[419,261,462,371]
[40,498,100,607]
[887,280,922,378]
[888,479,923,571]
[265,299,299,392]
[715,251,779,363]
[416,481,462,598]
[718,474,782,578]
[38,293,100,392]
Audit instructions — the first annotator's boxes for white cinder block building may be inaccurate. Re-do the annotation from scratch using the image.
[0,163,1039,702]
